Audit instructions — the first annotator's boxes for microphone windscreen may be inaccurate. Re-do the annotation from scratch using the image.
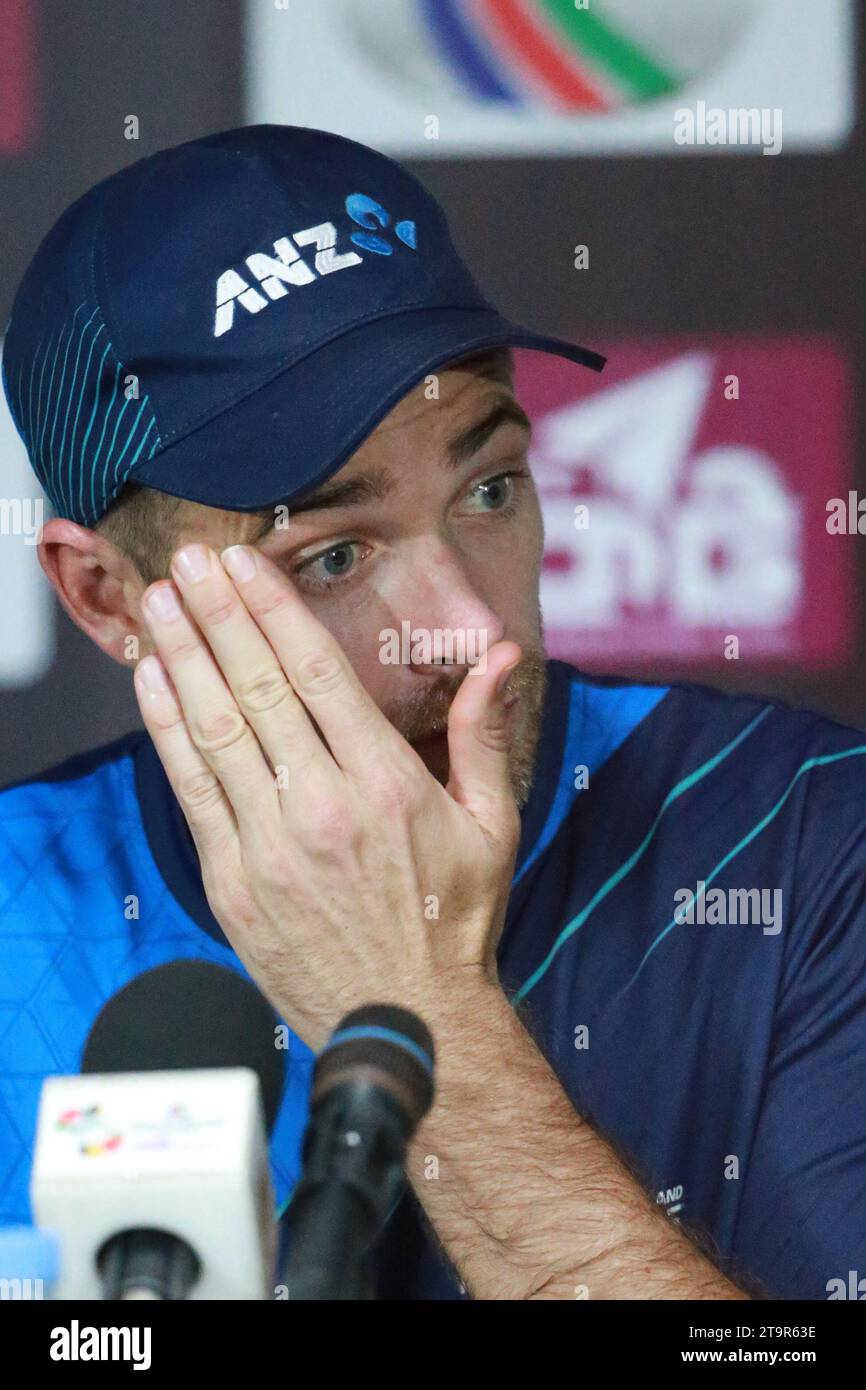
[81,960,285,1134]
[315,1003,435,1127]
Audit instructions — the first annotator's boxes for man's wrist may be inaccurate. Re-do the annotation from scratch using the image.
[411,968,510,1079]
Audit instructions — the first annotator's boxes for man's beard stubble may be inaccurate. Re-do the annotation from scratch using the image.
[386,646,549,809]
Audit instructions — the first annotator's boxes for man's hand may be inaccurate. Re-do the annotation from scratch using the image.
[132,541,748,1300]
[133,541,522,1051]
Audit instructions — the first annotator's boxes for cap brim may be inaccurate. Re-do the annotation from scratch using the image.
[130,305,605,512]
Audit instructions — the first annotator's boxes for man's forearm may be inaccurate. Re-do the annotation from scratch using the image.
[406,977,748,1300]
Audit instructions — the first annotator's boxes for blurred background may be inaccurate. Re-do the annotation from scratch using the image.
[0,0,863,785]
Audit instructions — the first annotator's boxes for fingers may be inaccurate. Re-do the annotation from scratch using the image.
[133,652,240,866]
[139,575,279,822]
[445,641,523,848]
[219,543,416,780]
[168,543,336,789]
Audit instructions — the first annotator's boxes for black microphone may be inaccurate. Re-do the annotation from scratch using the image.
[82,959,285,1132]
[284,1003,435,1300]
[77,960,285,1300]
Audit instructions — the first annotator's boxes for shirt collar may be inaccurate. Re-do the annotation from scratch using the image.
[132,658,575,944]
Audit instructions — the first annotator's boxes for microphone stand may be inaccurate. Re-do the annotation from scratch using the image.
[283,1082,407,1300]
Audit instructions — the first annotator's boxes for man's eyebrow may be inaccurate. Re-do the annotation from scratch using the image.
[443,396,533,471]
[278,473,391,521]
[251,394,533,540]
[248,472,392,539]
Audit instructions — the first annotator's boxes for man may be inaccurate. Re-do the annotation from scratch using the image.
[1,125,864,1301]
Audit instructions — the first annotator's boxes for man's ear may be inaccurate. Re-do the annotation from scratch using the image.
[38,517,152,668]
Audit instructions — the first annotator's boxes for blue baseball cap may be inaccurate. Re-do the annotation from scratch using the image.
[2,124,605,527]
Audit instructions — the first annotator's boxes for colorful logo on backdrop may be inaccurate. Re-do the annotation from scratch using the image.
[247,0,853,155]
[514,341,852,669]
[420,0,750,111]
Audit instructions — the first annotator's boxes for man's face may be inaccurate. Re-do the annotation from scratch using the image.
[160,363,549,806]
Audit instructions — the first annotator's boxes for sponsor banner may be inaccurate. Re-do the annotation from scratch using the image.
[515,339,853,669]
[0,340,53,686]
[246,0,854,156]
[0,0,37,154]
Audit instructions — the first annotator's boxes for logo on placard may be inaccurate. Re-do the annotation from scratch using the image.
[56,1105,123,1157]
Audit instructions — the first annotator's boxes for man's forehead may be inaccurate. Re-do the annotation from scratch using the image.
[190,363,528,542]
[289,378,530,515]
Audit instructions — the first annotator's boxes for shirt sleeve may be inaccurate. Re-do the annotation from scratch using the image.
[731,824,866,1299]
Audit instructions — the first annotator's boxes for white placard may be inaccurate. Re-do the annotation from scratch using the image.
[245,0,854,157]
[0,339,54,688]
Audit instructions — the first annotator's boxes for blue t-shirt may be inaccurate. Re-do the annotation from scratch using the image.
[2,659,866,1299]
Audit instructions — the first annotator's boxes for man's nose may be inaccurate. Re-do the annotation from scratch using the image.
[391,544,506,673]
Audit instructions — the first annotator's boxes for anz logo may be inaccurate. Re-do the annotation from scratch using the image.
[656,1184,684,1219]
[213,193,418,338]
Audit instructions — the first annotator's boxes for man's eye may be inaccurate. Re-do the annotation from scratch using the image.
[295,541,366,591]
[464,470,523,514]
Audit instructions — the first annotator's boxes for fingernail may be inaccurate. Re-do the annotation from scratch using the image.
[137,655,170,691]
[145,584,183,622]
[221,545,258,583]
[173,544,211,583]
